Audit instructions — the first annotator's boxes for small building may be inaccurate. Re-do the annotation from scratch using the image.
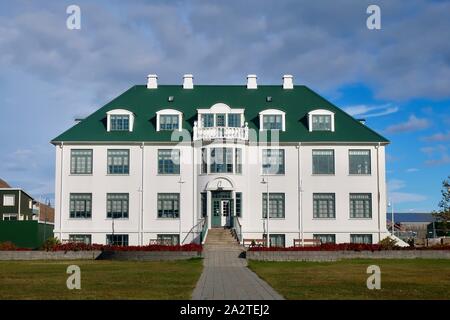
[0,179,54,248]
[387,213,436,240]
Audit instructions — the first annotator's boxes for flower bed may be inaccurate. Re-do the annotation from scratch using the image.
[49,243,202,252]
[248,243,450,252]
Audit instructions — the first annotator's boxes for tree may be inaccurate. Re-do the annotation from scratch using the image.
[432,176,450,236]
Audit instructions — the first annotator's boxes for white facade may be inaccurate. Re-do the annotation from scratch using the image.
[54,141,389,246]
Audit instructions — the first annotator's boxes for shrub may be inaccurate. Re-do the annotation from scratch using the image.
[49,243,203,252]
[0,241,17,251]
[378,237,400,250]
[41,237,61,251]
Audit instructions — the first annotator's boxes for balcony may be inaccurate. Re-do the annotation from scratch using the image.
[193,122,249,141]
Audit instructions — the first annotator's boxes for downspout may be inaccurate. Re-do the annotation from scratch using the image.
[18,190,21,220]
[192,142,196,233]
[376,142,381,242]
[140,142,145,245]
[59,142,64,240]
[298,142,304,246]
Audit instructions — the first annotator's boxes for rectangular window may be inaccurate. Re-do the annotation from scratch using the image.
[69,234,92,244]
[263,234,286,247]
[216,114,226,127]
[313,193,335,218]
[312,114,331,131]
[201,148,207,174]
[107,149,129,174]
[350,234,373,244]
[312,150,335,174]
[313,234,336,244]
[201,192,207,218]
[262,193,285,218]
[3,194,15,206]
[201,114,214,127]
[158,149,180,174]
[349,150,371,174]
[263,115,282,130]
[350,193,372,218]
[235,148,242,174]
[70,149,93,174]
[236,192,242,217]
[3,214,18,221]
[69,193,92,219]
[106,234,129,246]
[210,148,233,173]
[107,193,129,219]
[157,193,180,218]
[262,149,285,174]
[228,114,241,127]
[160,115,179,130]
[157,234,180,245]
[110,115,129,131]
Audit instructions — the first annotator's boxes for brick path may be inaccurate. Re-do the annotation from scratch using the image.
[191,229,283,300]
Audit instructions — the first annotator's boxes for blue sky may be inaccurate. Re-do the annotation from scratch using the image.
[0,0,449,212]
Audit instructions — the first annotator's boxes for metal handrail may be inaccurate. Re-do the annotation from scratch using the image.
[233,216,243,244]
[181,218,205,245]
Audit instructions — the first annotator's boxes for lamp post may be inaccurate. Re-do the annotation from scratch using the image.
[178,177,185,244]
[388,199,394,236]
[261,176,270,248]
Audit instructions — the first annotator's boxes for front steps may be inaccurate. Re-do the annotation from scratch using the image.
[204,228,243,251]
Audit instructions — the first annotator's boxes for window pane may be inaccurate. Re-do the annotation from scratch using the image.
[107,193,129,219]
[262,149,285,174]
[313,234,336,244]
[160,115,179,130]
[210,148,233,173]
[71,149,93,174]
[312,150,334,174]
[263,115,282,130]
[228,114,241,127]
[110,115,129,131]
[70,193,92,218]
[107,150,129,174]
[106,234,129,246]
[312,115,332,131]
[157,193,180,218]
[349,150,371,174]
[350,193,372,218]
[263,234,285,247]
[235,148,242,174]
[236,192,242,217]
[157,234,180,245]
[216,114,226,127]
[158,149,180,174]
[350,234,373,244]
[313,193,335,218]
[262,193,285,218]
[201,114,214,127]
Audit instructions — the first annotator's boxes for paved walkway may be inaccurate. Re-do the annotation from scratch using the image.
[192,247,284,300]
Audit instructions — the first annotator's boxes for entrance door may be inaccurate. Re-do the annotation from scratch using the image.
[212,199,221,227]
[221,200,230,227]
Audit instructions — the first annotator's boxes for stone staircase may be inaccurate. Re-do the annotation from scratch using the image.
[204,228,243,251]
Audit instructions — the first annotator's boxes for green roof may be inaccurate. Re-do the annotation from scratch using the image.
[51,85,389,144]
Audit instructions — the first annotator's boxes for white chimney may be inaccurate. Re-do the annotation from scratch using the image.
[183,74,194,89]
[147,74,158,89]
[247,74,257,89]
[282,74,294,89]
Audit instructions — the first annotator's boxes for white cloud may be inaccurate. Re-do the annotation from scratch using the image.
[421,131,450,142]
[406,168,419,173]
[343,104,399,118]
[384,115,431,134]
[387,179,406,191]
[391,192,427,203]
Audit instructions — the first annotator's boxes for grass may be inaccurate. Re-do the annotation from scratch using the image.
[248,259,450,300]
[0,258,203,300]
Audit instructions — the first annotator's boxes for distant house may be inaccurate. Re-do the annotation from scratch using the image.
[387,213,436,239]
[0,179,54,248]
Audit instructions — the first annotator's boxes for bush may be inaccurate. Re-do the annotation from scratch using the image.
[49,243,203,252]
[0,241,17,251]
[41,237,61,251]
[378,237,400,250]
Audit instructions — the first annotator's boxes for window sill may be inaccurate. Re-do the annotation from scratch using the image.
[349,217,373,220]
[157,174,181,176]
[261,173,285,176]
[156,217,180,220]
[348,174,372,176]
[312,174,335,176]
[106,174,130,176]
[105,218,129,220]
[69,174,93,176]
[68,218,92,220]
[312,218,336,220]
[261,217,286,220]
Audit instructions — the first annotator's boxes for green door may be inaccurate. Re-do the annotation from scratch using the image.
[212,199,221,227]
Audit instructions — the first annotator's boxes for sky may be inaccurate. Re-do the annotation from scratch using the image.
[0,0,449,212]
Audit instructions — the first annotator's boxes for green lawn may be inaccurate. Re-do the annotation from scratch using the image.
[0,259,203,300]
[248,259,450,300]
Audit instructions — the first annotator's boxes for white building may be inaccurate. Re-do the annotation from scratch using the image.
[52,74,391,247]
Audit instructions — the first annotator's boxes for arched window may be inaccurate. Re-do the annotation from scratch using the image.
[106,109,134,132]
[156,109,183,131]
[308,109,335,132]
[259,109,286,131]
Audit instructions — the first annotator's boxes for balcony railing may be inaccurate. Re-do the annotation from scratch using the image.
[193,122,249,141]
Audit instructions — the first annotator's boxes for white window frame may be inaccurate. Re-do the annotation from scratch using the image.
[197,103,245,128]
[156,109,183,132]
[3,194,15,206]
[308,109,335,132]
[3,213,18,221]
[259,109,286,131]
[106,109,134,132]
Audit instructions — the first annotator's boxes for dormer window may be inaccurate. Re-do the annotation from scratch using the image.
[259,109,286,131]
[156,109,182,131]
[308,109,335,132]
[106,109,134,132]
